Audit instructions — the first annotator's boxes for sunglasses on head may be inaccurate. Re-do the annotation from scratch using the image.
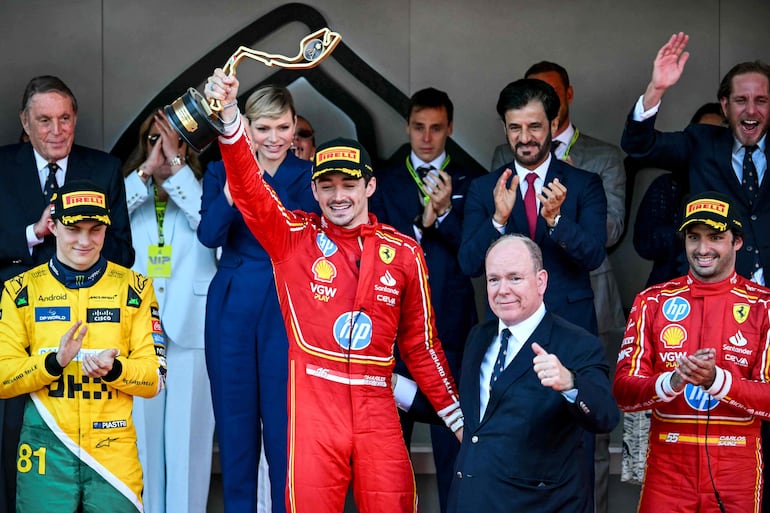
[147,133,161,145]
[296,129,313,139]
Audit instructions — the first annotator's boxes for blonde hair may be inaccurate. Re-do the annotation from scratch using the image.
[244,85,296,121]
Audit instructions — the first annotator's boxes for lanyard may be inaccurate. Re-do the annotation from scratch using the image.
[559,127,580,160]
[405,155,451,204]
[153,184,167,246]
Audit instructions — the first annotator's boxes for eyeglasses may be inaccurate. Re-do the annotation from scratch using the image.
[147,134,161,146]
[295,129,313,139]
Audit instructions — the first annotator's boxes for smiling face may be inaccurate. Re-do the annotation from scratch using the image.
[684,224,742,283]
[312,173,376,229]
[20,91,77,162]
[486,238,547,326]
[48,219,106,270]
[407,106,453,163]
[720,72,770,146]
[503,100,559,170]
[248,110,295,169]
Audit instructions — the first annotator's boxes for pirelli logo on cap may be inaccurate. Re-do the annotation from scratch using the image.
[685,199,729,217]
[316,146,361,165]
[62,192,107,210]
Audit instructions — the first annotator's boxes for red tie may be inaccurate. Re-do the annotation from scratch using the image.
[525,173,538,239]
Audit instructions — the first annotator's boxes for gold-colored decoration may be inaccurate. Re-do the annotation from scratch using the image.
[209,28,342,112]
[165,28,342,152]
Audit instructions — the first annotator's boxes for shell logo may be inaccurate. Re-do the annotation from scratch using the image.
[660,324,687,349]
[312,257,337,284]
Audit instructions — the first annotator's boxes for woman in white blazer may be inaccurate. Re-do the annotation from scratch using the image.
[122,110,217,513]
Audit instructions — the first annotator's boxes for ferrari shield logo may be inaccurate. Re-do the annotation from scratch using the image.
[378,245,396,264]
[733,304,750,324]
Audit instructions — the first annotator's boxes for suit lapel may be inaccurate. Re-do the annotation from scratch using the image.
[532,160,565,242]
[466,321,497,431]
[503,170,528,237]
[14,144,46,206]
[480,314,554,426]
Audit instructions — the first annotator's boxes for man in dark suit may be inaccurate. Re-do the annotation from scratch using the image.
[622,32,770,285]
[448,234,618,513]
[459,78,607,335]
[0,75,134,513]
[370,87,484,513]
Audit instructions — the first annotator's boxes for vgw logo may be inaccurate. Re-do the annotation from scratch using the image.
[684,383,719,411]
[333,311,373,350]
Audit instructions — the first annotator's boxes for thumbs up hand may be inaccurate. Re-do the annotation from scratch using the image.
[532,342,574,391]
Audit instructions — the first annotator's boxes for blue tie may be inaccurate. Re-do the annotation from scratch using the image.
[743,145,760,206]
[44,162,59,204]
[490,328,512,388]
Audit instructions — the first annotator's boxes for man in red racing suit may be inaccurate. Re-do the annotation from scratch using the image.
[614,191,770,513]
[205,70,463,513]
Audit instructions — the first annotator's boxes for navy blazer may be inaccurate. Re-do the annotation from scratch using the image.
[369,158,484,355]
[458,158,607,334]
[197,155,318,295]
[447,314,619,513]
[622,112,770,279]
[0,142,134,283]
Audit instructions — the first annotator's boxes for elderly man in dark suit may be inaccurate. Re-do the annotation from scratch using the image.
[370,87,484,513]
[0,75,133,513]
[448,234,618,513]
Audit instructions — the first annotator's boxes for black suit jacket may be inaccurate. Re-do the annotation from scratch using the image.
[458,158,607,334]
[622,112,770,279]
[0,142,134,283]
[370,158,484,356]
[447,314,619,513]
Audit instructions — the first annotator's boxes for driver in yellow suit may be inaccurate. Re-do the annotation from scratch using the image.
[0,180,165,513]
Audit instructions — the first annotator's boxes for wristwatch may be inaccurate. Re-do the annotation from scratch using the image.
[413,213,428,232]
[168,155,185,167]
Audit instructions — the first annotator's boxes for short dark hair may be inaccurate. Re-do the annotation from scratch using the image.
[525,61,570,89]
[717,61,770,100]
[20,75,78,114]
[407,87,453,123]
[496,79,560,122]
[689,102,724,125]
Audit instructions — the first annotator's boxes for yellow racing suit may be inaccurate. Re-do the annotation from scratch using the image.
[0,256,166,512]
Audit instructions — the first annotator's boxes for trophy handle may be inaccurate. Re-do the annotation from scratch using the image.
[166,28,341,153]
[208,28,342,112]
